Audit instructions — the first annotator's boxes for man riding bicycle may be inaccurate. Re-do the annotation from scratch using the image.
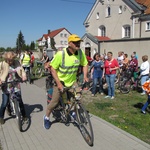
[43,34,88,129]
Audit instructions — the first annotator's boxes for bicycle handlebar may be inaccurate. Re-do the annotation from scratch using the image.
[1,79,27,86]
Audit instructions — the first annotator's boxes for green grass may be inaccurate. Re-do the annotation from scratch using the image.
[82,90,150,144]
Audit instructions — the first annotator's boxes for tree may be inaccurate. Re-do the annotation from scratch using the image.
[30,41,35,50]
[16,30,25,51]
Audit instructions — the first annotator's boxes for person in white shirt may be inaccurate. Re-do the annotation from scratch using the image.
[140,55,150,95]
[116,51,124,83]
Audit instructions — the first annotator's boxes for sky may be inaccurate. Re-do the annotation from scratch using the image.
[0,0,94,48]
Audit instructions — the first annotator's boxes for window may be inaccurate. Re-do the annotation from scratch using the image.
[146,22,150,30]
[106,6,111,17]
[99,25,106,36]
[119,6,122,14]
[60,33,63,37]
[60,41,63,45]
[96,12,99,20]
[122,25,130,38]
[64,34,67,37]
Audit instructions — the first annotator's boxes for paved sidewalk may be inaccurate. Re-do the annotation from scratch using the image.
[0,79,150,150]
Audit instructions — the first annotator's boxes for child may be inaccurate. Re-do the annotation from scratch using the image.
[141,80,150,114]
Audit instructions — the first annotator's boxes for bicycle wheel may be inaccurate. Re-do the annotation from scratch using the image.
[120,79,131,94]
[13,99,22,132]
[75,103,94,146]
[35,68,43,78]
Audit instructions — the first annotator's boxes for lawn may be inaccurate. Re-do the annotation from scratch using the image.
[82,89,150,144]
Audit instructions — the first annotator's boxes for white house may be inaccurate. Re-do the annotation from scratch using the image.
[37,28,72,50]
[81,0,150,64]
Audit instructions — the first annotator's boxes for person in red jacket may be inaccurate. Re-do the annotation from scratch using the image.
[103,52,119,99]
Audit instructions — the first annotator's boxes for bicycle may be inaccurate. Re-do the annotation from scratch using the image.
[119,69,142,94]
[34,61,50,78]
[1,79,27,132]
[49,83,94,146]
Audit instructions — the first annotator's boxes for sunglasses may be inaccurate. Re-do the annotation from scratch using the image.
[72,41,81,45]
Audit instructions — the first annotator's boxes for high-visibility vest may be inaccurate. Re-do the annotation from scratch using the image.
[22,54,30,66]
[56,48,82,87]
[58,48,82,75]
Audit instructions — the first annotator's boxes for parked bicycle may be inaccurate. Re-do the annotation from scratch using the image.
[34,61,50,78]
[118,69,142,94]
[1,79,27,132]
[48,83,94,146]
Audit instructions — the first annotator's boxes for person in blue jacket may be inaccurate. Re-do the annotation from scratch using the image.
[90,53,104,96]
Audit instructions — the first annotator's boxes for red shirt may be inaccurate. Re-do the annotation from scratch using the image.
[86,56,93,66]
[104,59,119,75]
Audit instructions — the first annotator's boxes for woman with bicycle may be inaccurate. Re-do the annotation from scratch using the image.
[0,51,27,124]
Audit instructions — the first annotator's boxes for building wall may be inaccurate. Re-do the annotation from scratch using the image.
[85,0,134,39]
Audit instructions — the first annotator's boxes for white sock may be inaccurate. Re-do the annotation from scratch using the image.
[45,116,49,120]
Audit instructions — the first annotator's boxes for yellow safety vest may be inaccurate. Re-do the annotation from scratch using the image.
[22,54,30,66]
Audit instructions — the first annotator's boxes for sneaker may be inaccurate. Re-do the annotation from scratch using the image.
[43,115,51,129]
[0,118,5,124]
[104,95,110,98]
[111,96,114,99]
[141,93,145,96]
[141,110,146,114]
[91,94,95,97]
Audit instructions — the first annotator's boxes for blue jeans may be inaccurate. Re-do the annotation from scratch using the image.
[141,75,149,93]
[105,74,116,97]
[0,91,26,119]
[92,77,103,95]
[142,95,150,111]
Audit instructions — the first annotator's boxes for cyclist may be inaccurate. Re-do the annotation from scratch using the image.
[0,51,27,124]
[20,49,31,72]
[40,52,50,70]
[43,34,88,129]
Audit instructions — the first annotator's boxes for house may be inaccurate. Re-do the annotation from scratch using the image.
[81,0,150,64]
[37,28,72,51]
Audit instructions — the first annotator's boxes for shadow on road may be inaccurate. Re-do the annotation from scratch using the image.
[20,104,43,132]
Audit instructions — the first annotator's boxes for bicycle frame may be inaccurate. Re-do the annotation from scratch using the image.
[52,85,94,146]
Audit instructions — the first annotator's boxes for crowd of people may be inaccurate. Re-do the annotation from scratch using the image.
[85,50,150,114]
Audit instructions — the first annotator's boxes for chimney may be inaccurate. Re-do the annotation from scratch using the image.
[48,30,51,34]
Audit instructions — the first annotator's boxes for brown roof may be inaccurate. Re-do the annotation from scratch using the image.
[135,0,150,14]
[38,28,71,41]
[95,36,110,41]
